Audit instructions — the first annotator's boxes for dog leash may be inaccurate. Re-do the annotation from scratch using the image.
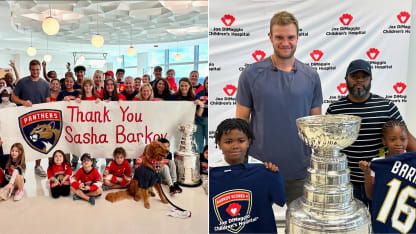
[160,184,187,212]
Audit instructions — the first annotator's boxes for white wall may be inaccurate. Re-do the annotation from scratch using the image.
[406,3,416,135]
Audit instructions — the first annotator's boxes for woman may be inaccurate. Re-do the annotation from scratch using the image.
[93,70,104,99]
[153,79,171,100]
[102,79,125,101]
[49,78,60,102]
[57,76,80,101]
[134,83,158,101]
[78,79,98,101]
[194,76,208,153]
[170,78,195,101]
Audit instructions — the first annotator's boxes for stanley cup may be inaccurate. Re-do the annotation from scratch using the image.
[174,123,201,186]
[286,115,371,233]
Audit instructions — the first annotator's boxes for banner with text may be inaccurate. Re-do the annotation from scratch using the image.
[0,101,195,161]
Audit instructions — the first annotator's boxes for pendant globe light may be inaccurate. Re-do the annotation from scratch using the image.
[42,4,59,35]
[44,36,52,62]
[91,2,104,48]
[126,26,136,56]
[26,31,37,56]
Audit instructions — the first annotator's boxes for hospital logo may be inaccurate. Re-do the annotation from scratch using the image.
[310,50,323,62]
[213,189,252,233]
[366,48,380,60]
[339,13,353,26]
[397,11,410,24]
[337,83,348,94]
[223,84,237,97]
[393,82,406,94]
[18,109,62,154]
[252,50,266,62]
[222,14,235,27]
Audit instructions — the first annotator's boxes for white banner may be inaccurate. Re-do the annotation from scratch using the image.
[0,101,195,161]
[209,0,412,162]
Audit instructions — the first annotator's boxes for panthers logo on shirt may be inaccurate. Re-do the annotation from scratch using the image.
[18,109,62,154]
[212,189,252,233]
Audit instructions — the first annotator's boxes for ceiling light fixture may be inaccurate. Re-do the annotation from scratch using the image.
[126,26,136,56]
[91,2,104,48]
[44,36,52,62]
[26,31,37,56]
[42,4,59,35]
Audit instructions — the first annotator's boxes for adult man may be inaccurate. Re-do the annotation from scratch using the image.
[73,65,86,91]
[150,66,162,86]
[134,77,141,91]
[326,59,416,206]
[115,68,125,92]
[11,59,50,177]
[121,76,138,100]
[236,11,323,204]
[104,70,114,80]
[189,70,203,94]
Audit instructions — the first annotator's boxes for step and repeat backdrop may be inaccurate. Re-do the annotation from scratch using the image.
[209,0,412,162]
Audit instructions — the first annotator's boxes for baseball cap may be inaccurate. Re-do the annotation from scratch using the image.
[81,153,92,162]
[154,66,162,71]
[105,70,114,76]
[346,59,371,76]
[74,65,86,72]
[116,68,125,74]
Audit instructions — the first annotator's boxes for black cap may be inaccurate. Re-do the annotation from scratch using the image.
[74,65,86,72]
[154,66,162,71]
[116,68,125,74]
[346,59,371,76]
[81,153,92,161]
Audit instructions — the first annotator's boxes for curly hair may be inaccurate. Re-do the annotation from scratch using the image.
[214,118,254,145]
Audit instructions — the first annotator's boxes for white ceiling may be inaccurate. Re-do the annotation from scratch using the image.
[0,0,208,56]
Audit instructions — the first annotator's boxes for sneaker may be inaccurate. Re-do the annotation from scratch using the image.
[89,196,95,206]
[73,194,81,201]
[174,182,182,193]
[35,166,47,177]
[169,185,176,195]
[14,190,24,201]
[102,185,109,191]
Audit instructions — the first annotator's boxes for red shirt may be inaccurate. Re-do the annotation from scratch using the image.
[70,167,102,191]
[166,77,178,92]
[84,95,97,101]
[47,163,72,187]
[49,96,57,102]
[103,160,131,178]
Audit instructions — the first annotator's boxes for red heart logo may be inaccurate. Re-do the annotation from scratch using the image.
[309,50,323,62]
[252,50,266,62]
[221,14,235,27]
[397,11,410,24]
[366,48,380,60]
[337,83,348,94]
[223,84,237,97]
[199,96,208,104]
[226,203,241,217]
[339,13,353,26]
[393,82,407,94]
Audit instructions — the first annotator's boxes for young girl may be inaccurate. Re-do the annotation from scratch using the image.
[0,143,26,201]
[57,76,80,101]
[359,119,409,200]
[47,150,72,198]
[102,79,126,101]
[70,153,103,205]
[165,69,177,92]
[170,78,195,101]
[77,79,98,101]
[49,78,60,102]
[102,147,131,190]
[209,118,285,234]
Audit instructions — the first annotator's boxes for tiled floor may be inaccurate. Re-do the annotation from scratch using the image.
[0,159,208,234]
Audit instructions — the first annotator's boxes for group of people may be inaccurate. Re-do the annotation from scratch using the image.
[0,59,208,181]
[0,137,209,204]
[210,11,416,234]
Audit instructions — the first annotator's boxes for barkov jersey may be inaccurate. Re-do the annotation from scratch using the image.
[103,160,131,178]
[70,167,102,191]
[209,163,286,234]
[370,152,416,233]
[47,163,72,186]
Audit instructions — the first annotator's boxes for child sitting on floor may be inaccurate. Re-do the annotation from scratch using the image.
[0,142,26,201]
[102,147,131,190]
[47,150,72,198]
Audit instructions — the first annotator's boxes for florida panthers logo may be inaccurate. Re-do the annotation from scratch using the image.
[18,110,62,154]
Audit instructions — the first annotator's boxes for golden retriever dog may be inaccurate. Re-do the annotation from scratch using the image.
[105,141,169,208]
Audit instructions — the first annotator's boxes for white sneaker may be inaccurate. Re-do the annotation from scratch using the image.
[14,189,24,201]
[35,166,47,177]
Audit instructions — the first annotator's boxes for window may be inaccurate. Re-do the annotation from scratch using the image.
[168,46,194,64]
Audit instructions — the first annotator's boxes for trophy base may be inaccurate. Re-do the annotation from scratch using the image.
[177,179,202,187]
[286,198,371,233]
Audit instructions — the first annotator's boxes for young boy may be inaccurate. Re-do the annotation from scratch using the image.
[158,138,182,194]
[209,118,285,234]
[102,147,131,190]
[70,153,103,206]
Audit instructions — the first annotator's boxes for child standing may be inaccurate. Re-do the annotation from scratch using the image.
[0,143,26,201]
[359,119,409,200]
[47,150,72,198]
[102,147,131,190]
[209,118,285,234]
[70,153,103,205]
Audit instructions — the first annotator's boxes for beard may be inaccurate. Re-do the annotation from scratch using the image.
[346,80,371,98]
[274,46,297,60]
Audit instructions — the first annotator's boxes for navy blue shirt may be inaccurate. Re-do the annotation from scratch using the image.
[209,164,286,233]
[370,152,416,233]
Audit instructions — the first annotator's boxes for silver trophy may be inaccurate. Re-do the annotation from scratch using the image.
[174,123,201,186]
[286,115,371,233]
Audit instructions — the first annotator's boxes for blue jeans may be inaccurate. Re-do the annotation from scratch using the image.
[194,116,208,153]
[352,182,372,215]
